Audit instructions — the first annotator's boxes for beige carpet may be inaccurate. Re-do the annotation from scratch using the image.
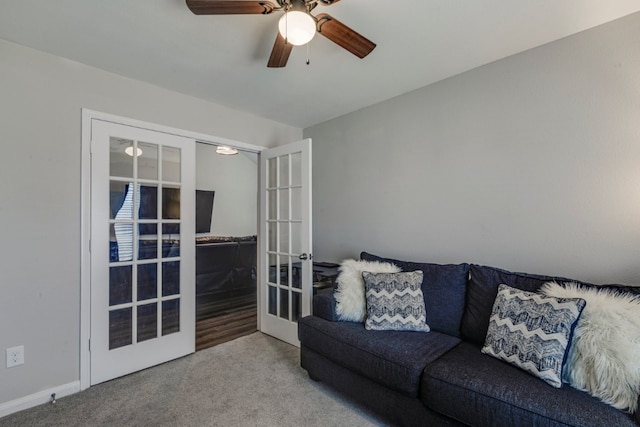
[0,333,385,427]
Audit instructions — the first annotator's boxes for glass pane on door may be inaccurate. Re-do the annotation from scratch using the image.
[162,261,180,297]
[162,186,181,220]
[162,299,180,335]
[109,308,132,350]
[137,303,158,343]
[279,288,289,320]
[137,263,157,301]
[109,265,132,305]
[110,138,134,178]
[107,136,183,349]
[162,147,181,182]
[139,185,158,220]
[138,223,158,260]
[162,224,180,258]
[138,142,158,181]
[292,291,301,322]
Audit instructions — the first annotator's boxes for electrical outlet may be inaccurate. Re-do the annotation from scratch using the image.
[6,346,24,368]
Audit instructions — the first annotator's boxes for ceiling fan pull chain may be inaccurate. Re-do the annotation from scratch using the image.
[306,43,310,65]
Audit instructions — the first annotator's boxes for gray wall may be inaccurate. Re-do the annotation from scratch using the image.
[195,144,258,237]
[305,12,640,286]
[0,39,300,405]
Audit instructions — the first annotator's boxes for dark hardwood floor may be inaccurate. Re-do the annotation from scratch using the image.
[195,293,257,352]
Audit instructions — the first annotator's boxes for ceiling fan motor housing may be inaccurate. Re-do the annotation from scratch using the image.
[284,0,310,13]
[277,0,338,13]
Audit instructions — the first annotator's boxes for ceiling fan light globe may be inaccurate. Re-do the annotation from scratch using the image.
[278,11,316,46]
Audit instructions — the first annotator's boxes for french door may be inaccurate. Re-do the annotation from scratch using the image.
[90,119,195,385]
[259,139,312,346]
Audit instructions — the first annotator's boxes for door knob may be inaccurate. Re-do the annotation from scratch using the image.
[299,253,310,260]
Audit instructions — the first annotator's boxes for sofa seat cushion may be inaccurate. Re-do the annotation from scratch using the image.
[421,342,637,427]
[298,315,460,398]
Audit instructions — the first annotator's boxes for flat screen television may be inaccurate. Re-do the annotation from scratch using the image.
[195,190,215,233]
[111,185,214,234]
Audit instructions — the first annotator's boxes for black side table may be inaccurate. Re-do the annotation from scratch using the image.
[312,261,339,293]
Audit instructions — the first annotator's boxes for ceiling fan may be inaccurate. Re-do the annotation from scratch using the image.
[185,0,376,68]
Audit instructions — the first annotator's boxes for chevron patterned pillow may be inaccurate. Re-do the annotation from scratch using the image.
[363,271,430,332]
[482,284,586,388]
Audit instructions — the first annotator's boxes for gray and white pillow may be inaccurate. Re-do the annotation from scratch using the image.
[482,284,586,388]
[335,259,401,322]
[363,271,430,332]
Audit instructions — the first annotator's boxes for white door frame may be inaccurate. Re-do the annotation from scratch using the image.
[80,109,265,390]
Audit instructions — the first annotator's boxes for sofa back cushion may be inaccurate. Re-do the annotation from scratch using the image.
[360,252,469,337]
[461,264,578,346]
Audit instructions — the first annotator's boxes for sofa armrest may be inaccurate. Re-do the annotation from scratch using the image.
[313,290,339,321]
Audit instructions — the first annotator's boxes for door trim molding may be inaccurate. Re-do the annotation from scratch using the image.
[80,109,265,390]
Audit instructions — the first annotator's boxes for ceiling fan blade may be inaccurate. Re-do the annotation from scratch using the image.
[186,0,277,15]
[267,32,293,68]
[316,13,376,59]
[318,0,341,4]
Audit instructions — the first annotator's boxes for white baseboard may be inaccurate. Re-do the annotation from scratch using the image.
[0,381,80,418]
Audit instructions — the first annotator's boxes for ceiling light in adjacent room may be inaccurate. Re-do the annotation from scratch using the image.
[216,146,238,155]
[125,146,143,157]
[278,11,316,46]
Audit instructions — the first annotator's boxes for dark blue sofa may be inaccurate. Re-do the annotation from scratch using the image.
[298,252,640,427]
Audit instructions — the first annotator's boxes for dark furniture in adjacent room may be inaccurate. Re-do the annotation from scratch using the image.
[195,235,257,319]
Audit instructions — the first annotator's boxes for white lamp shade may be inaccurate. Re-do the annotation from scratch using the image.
[125,146,143,157]
[216,146,238,155]
[278,11,316,46]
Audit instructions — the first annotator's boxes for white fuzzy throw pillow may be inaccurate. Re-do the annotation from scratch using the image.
[541,281,640,413]
[335,259,400,322]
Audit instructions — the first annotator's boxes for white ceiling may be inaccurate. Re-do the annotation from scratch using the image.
[1,1,639,128]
